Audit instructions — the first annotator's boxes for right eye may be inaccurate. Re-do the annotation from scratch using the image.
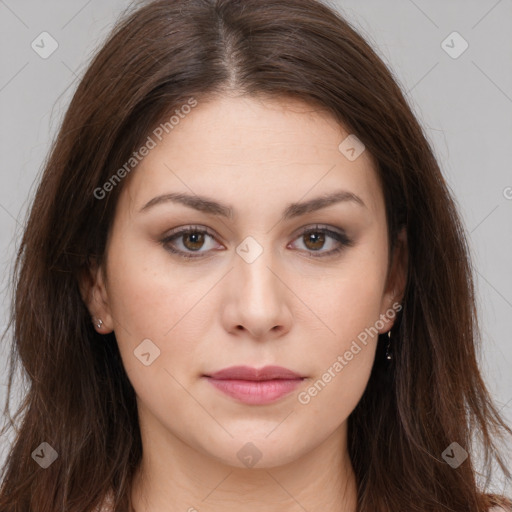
[161,225,224,259]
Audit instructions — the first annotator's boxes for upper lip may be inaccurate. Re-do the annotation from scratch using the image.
[205,365,303,381]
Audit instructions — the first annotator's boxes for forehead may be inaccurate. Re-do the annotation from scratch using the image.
[117,94,384,220]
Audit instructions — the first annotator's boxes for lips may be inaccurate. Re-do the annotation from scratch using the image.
[205,365,303,381]
[203,365,305,405]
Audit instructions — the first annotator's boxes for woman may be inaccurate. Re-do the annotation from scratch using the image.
[0,0,510,511]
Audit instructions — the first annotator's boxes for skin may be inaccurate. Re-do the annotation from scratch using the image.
[80,93,407,512]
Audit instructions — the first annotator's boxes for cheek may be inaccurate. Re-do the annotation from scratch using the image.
[296,239,387,411]
[104,236,206,382]
[297,347,375,438]
[106,232,191,333]
[296,265,384,423]
[308,246,388,350]
[105,255,201,417]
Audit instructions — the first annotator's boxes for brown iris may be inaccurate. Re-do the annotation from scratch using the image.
[303,231,325,251]
[182,232,206,251]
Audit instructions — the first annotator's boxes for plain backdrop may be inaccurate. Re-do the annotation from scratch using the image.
[0,0,511,496]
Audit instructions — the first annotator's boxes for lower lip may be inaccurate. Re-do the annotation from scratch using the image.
[204,377,303,405]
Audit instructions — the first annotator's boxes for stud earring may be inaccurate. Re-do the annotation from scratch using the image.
[96,318,103,329]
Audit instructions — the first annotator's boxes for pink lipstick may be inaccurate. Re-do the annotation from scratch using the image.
[203,365,304,405]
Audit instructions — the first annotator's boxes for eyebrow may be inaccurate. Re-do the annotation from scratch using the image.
[138,190,366,220]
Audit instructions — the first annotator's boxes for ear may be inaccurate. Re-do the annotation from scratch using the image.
[78,257,114,333]
[378,227,407,334]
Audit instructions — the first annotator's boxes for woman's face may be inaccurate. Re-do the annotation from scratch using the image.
[82,94,406,469]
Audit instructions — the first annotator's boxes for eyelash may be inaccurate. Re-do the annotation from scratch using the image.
[160,224,353,260]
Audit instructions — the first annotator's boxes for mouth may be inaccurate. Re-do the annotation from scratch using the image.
[202,365,305,405]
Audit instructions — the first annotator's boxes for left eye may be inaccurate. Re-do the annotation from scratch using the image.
[290,226,352,256]
[161,224,352,260]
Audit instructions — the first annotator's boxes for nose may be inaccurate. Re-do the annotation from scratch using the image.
[221,246,293,341]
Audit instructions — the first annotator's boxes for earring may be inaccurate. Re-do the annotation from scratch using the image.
[385,330,392,360]
[96,318,103,329]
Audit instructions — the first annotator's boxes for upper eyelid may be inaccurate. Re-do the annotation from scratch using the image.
[164,224,346,242]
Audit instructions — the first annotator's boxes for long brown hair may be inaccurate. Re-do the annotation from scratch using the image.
[1,0,511,510]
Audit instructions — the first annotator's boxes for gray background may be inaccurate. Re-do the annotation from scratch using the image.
[1,0,511,494]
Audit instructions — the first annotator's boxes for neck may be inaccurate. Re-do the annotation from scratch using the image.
[130,411,358,512]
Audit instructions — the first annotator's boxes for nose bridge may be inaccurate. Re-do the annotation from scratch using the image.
[228,235,289,335]
[235,239,281,308]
